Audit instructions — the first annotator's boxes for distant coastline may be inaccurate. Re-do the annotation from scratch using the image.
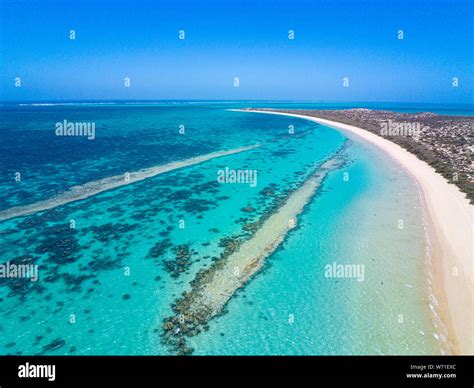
[3,101,474,117]
[241,108,473,203]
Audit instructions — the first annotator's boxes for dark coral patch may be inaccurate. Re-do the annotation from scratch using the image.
[42,338,66,353]
[163,245,195,278]
[91,222,137,243]
[147,239,172,259]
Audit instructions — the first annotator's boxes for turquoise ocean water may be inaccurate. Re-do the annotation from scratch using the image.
[0,101,455,355]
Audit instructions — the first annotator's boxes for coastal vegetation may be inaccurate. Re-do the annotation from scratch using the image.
[255,109,473,204]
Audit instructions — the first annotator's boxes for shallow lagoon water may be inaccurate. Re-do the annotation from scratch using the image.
[191,133,440,355]
[0,103,440,355]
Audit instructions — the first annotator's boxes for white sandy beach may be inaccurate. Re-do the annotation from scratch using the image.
[243,109,473,355]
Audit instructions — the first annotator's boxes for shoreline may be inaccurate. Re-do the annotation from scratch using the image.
[239,109,473,355]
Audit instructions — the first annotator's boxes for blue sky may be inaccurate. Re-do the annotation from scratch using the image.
[0,0,472,103]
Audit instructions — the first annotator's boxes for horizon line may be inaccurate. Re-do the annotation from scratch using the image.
[1,99,473,107]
